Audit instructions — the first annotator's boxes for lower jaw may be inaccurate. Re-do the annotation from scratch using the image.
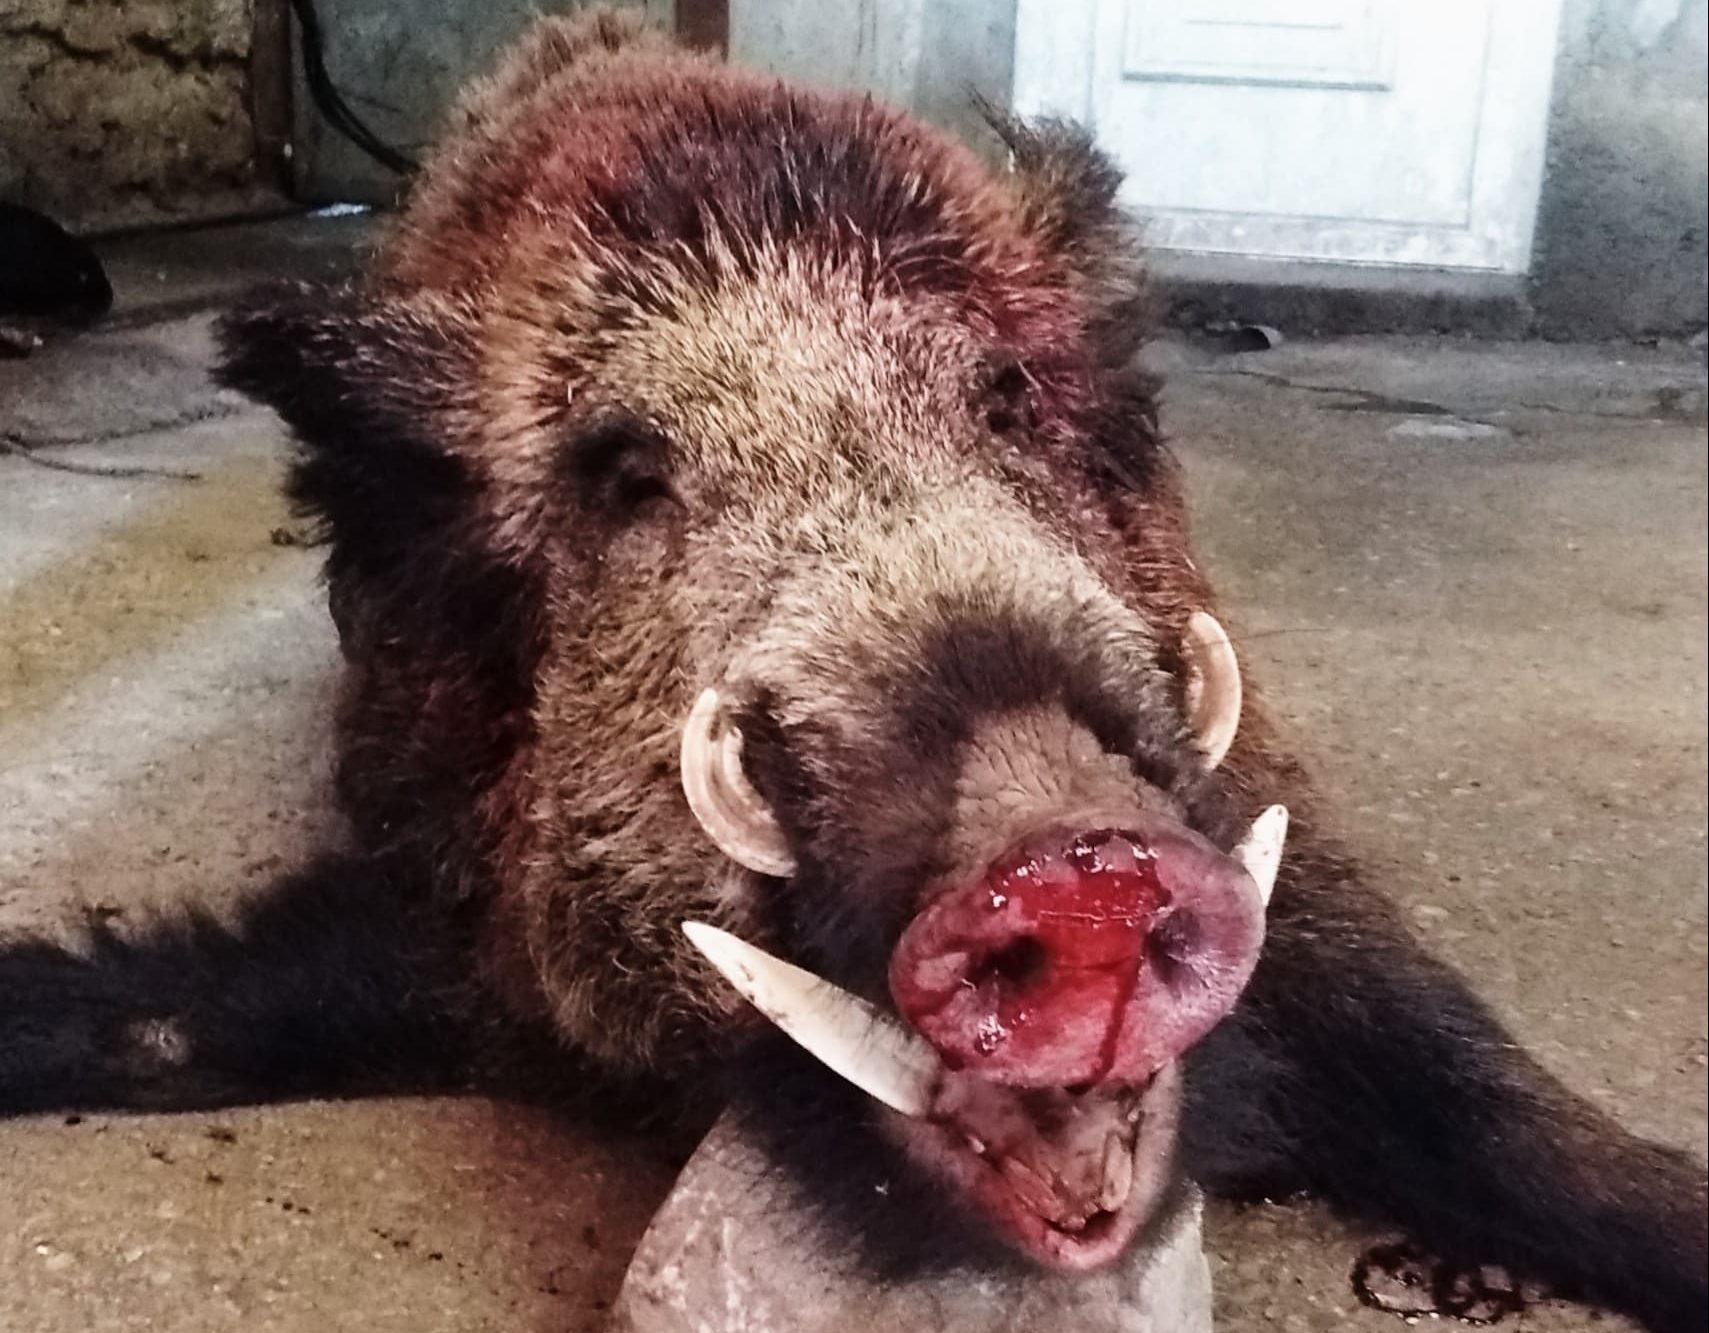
[888,1063,1183,1273]
[1008,1183,1150,1271]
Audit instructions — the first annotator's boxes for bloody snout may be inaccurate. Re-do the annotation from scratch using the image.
[888,816,1266,1088]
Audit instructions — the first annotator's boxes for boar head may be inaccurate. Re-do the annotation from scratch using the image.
[221,43,1281,1271]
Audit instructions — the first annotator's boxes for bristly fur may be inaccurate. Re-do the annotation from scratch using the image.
[0,12,1701,1333]
[0,856,471,1113]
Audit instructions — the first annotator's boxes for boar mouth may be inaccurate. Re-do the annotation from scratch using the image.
[682,804,1280,1269]
[898,1064,1182,1269]
[686,921,1180,1267]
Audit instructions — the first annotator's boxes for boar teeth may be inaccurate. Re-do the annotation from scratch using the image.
[681,687,798,877]
[999,1157,1063,1221]
[1183,611,1242,770]
[682,921,943,1118]
[1099,1132,1135,1213]
[1233,804,1288,907]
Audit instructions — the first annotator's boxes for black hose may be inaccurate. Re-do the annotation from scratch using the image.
[287,0,418,176]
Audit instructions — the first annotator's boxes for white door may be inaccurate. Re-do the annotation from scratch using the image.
[1012,0,1563,272]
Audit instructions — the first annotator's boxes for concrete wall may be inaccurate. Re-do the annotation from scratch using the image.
[1530,0,1709,339]
[290,0,671,205]
[728,0,1014,161]
[0,0,268,232]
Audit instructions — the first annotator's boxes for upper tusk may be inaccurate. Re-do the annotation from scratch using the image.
[682,921,943,1118]
[681,687,798,877]
[1233,804,1288,907]
[1183,611,1242,770]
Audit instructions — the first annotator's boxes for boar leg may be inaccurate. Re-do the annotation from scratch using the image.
[0,853,474,1114]
[1190,823,1707,1333]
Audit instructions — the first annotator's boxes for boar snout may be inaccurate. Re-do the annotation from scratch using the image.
[889,814,1267,1089]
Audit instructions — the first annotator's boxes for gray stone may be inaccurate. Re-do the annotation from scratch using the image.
[611,1110,1212,1333]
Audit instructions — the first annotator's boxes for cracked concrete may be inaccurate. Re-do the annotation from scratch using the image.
[1,313,247,447]
[1,220,1705,1331]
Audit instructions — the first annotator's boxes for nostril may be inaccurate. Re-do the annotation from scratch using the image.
[1145,911,1201,987]
[971,936,1050,994]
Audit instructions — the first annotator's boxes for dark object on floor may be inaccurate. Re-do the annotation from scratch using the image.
[1206,321,1285,353]
[1353,1240,1534,1326]
[0,203,114,322]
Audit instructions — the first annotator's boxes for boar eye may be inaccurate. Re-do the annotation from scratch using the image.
[980,354,1034,434]
[562,415,678,521]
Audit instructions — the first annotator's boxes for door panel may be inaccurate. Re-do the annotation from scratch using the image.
[1123,0,1396,90]
[1013,0,1563,271]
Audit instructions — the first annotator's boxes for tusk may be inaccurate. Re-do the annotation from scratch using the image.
[683,921,943,1118]
[681,687,797,877]
[1233,804,1288,906]
[1183,611,1242,769]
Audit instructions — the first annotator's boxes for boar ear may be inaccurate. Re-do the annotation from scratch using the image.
[215,282,473,460]
[215,283,484,543]
[218,284,539,687]
[220,281,485,526]
[1183,612,1242,769]
[985,109,1153,371]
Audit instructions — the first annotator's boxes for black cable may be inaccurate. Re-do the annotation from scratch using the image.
[287,0,418,176]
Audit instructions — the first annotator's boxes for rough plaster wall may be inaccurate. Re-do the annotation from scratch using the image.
[1531,0,1709,338]
[0,0,264,233]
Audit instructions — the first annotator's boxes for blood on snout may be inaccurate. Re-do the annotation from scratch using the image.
[889,820,1264,1088]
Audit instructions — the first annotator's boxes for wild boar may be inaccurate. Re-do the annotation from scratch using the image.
[0,13,1702,1331]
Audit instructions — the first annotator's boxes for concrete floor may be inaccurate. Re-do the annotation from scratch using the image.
[2,221,1705,1332]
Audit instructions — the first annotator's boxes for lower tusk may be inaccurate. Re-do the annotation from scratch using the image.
[682,921,943,1118]
[1233,804,1288,906]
